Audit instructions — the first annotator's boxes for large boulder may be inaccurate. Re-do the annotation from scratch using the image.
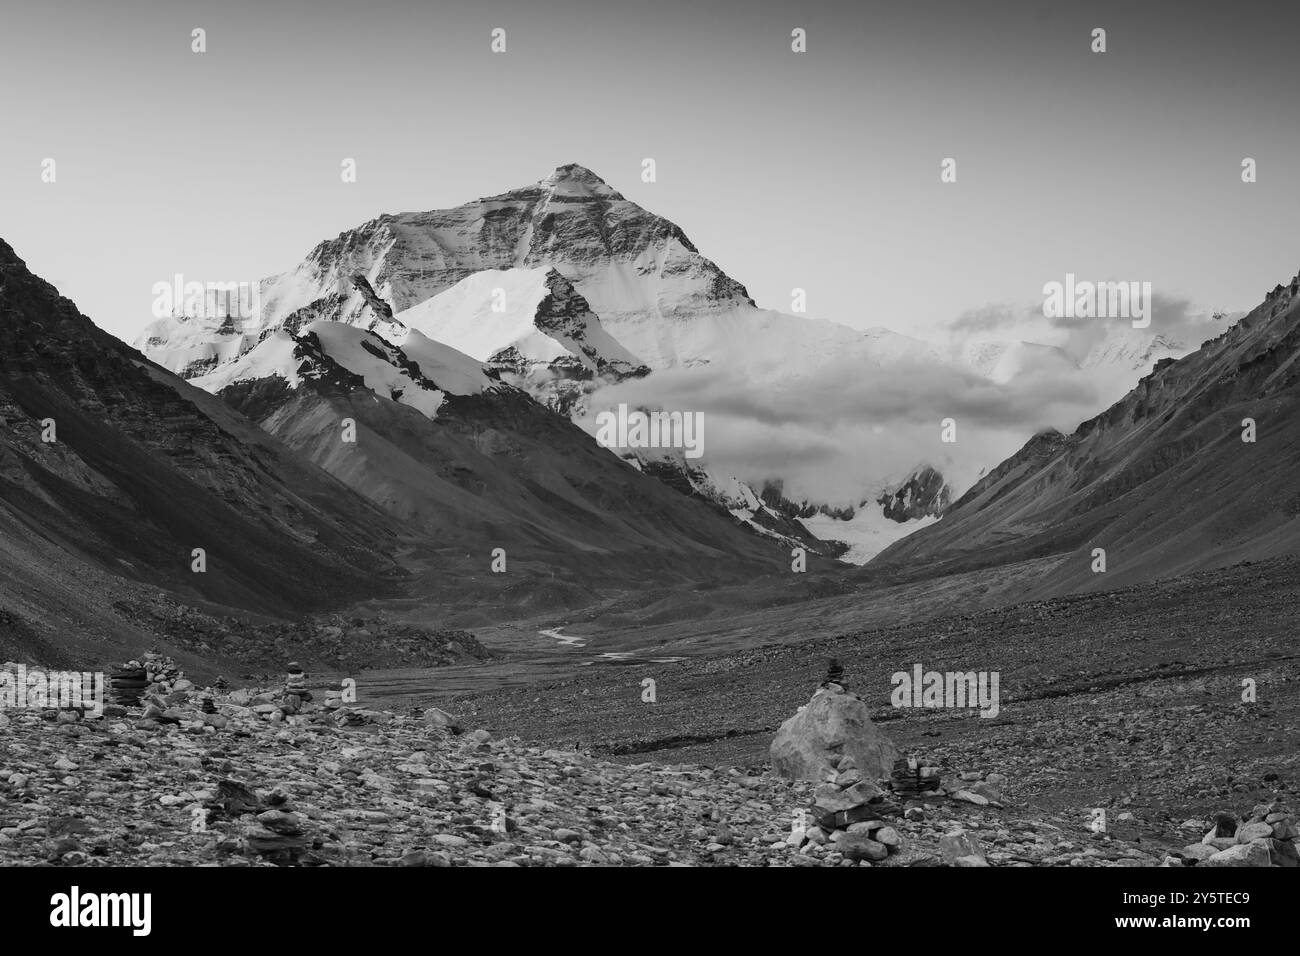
[770,686,899,783]
[1199,841,1272,867]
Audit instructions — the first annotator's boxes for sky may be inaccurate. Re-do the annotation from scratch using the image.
[4,0,1298,347]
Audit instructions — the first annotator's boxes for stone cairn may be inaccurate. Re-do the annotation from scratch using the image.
[1179,800,1298,867]
[110,653,184,706]
[108,663,148,706]
[891,756,945,799]
[792,756,907,863]
[204,780,319,866]
[282,661,309,714]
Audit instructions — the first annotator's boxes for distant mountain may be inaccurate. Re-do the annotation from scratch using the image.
[872,269,1300,591]
[876,465,952,522]
[135,164,1200,563]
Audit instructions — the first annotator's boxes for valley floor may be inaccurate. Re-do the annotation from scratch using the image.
[0,557,1294,867]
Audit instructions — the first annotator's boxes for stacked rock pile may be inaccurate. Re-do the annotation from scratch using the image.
[891,756,945,799]
[108,664,148,706]
[142,653,185,690]
[111,653,189,706]
[784,755,908,863]
[283,661,309,714]
[1175,801,1298,867]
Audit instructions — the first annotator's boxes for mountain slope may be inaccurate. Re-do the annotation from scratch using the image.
[200,320,796,590]
[872,270,1300,592]
[0,239,413,662]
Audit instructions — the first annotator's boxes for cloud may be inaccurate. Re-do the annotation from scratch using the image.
[949,302,1038,334]
[579,290,1232,508]
[947,293,1224,362]
[583,349,1107,507]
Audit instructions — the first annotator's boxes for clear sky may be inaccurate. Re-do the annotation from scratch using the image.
[2,0,1298,345]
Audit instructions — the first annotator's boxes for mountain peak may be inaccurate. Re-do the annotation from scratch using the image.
[539,163,624,200]
[545,163,608,185]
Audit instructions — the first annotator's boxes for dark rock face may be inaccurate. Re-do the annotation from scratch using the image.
[0,237,405,635]
[876,466,951,523]
[349,274,395,325]
[533,269,649,380]
[755,479,855,522]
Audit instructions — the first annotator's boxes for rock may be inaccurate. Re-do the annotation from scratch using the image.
[968,780,1002,802]
[1263,838,1299,867]
[1200,842,1272,867]
[422,707,461,733]
[256,810,303,835]
[815,804,891,831]
[579,846,608,864]
[243,825,313,862]
[1180,844,1218,862]
[1236,822,1273,844]
[770,686,898,783]
[952,789,990,806]
[846,820,887,835]
[875,826,903,848]
[839,833,888,862]
[208,779,262,819]
[1210,811,1238,837]
[833,769,864,788]
[939,829,986,866]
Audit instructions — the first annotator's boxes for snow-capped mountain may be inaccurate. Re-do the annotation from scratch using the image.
[140,164,749,372]
[394,266,648,415]
[192,321,500,420]
[1074,325,1188,373]
[136,163,1206,564]
[136,165,979,388]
